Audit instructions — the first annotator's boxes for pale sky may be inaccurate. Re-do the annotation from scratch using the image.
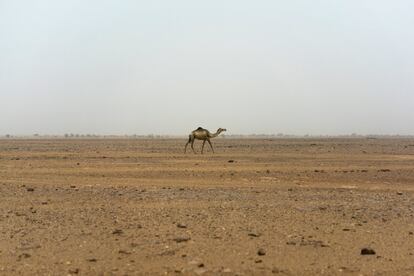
[1,1,413,135]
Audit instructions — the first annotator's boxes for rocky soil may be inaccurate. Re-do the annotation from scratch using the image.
[0,138,414,275]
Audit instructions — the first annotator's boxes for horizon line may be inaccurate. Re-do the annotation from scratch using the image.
[1,133,414,139]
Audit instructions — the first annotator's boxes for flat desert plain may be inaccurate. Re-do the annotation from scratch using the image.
[1,138,414,275]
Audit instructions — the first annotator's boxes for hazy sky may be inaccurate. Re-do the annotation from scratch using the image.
[1,1,413,135]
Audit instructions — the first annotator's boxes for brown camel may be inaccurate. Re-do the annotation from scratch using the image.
[184,127,227,154]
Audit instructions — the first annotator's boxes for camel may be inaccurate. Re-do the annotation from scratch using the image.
[184,127,227,154]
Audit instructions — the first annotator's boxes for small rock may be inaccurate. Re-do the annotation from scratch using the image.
[26,188,34,192]
[248,232,261,237]
[177,223,187,229]
[228,160,234,163]
[188,260,203,266]
[257,248,266,256]
[397,192,403,195]
[409,231,413,235]
[194,268,208,275]
[68,268,79,274]
[361,248,376,255]
[87,258,97,262]
[70,185,76,188]
[112,229,123,235]
[174,237,191,243]
[18,253,31,260]
[255,259,263,263]
[272,268,282,273]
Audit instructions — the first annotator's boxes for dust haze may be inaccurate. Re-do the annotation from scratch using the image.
[1,1,413,136]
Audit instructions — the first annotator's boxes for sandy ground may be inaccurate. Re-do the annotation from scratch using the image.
[1,138,414,275]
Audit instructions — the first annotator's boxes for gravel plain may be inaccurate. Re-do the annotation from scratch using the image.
[1,138,414,275]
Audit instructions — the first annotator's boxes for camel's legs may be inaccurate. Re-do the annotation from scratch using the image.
[207,139,215,153]
[191,140,196,154]
[184,142,189,153]
[201,140,206,154]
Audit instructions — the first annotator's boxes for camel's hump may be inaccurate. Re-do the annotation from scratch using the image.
[196,127,203,130]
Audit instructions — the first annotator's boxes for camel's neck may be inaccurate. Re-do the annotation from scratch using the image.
[209,130,222,138]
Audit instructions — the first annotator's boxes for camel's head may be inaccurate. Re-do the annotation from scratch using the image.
[218,128,227,133]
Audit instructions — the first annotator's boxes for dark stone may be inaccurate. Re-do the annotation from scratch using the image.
[18,253,31,260]
[272,268,282,273]
[177,223,187,228]
[361,248,376,255]
[26,188,34,192]
[257,248,266,256]
[112,229,123,235]
[68,268,79,274]
[174,237,191,243]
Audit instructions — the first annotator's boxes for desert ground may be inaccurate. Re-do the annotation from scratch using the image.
[0,138,414,275]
